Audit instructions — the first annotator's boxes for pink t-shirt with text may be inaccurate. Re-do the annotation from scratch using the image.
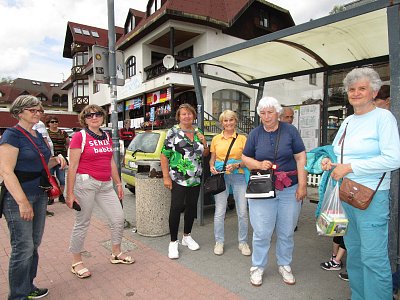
[70,131,113,181]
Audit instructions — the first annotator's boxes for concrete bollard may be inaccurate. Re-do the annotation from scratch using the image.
[135,173,171,237]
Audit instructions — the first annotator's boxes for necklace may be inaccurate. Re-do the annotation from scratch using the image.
[85,127,107,140]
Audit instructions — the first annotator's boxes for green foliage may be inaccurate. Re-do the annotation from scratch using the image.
[329,5,346,15]
[0,76,14,84]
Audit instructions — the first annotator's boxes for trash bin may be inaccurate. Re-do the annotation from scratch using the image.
[135,173,170,237]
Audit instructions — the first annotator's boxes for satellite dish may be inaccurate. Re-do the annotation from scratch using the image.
[162,55,176,69]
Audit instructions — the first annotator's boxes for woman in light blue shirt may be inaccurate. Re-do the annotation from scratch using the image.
[322,67,400,300]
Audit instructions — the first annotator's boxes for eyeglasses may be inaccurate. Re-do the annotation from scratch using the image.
[25,108,44,114]
[49,120,58,124]
[84,112,103,119]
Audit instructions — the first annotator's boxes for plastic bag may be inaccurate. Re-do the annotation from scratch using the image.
[316,177,349,236]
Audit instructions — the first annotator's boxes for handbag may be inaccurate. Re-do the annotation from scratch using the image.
[245,124,281,199]
[337,122,385,210]
[245,170,275,198]
[16,126,61,200]
[204,134,237,195]
[0,182,6,218]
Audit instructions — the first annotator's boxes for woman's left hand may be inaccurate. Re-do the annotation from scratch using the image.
[117,185,124,200]
[56,154,67,169]
[295,185,307,201]
[226,163,238,173]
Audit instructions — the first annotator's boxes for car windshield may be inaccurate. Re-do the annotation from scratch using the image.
[127,132,160,153]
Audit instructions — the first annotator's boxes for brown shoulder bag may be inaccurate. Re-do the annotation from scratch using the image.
[338,122,385,210]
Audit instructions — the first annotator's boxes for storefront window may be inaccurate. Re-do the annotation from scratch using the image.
[212,89,250,118]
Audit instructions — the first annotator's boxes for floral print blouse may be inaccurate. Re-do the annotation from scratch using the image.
[161,125,205,187]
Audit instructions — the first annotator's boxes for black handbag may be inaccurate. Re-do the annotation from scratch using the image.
[204,134,237,195]
[245,170,275,198]
[245,124,281,199]
[0,182,6,218]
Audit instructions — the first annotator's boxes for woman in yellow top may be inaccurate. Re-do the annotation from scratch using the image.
[209,110,250,256]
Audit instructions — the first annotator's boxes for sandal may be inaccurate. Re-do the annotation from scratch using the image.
[71,261,91,279]
[110,252,135,264]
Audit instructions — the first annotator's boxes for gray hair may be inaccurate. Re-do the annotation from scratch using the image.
[10,95,42,119]
[280,106,294,116]
[343,67,382,92]
[257,97,282,116]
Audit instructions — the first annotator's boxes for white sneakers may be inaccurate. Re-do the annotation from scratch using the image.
[238,242,251,256]
[250,267,264,286]
[182,234,200,250]
[250,265,295,287]
[168,241,179,259]
[279,265,296,285]
[214,242,224,255]
[169,235,200,259]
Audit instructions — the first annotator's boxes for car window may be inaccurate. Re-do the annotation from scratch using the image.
[127,132,160,153]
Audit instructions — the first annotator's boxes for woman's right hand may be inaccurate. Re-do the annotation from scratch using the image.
[163,176,172,190]
[19,201,34,221]
[66,192,78,209]
[259,160,273,170]
[321,158,333,171]
[210,165,219,175]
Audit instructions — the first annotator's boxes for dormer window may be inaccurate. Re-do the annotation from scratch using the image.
[259,12,270,29]
[125,15,136,34]
[150,0,162,15]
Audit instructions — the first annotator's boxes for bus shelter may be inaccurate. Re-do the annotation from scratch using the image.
[179,0,400,270]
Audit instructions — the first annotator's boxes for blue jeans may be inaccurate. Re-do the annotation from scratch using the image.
[248,184,301,270]
[3,192,47,300]
[343,190,392,300]
[214,173,248,243]
[51,165,65,186]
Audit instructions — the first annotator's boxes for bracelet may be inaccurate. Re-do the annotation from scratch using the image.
[115,183,122,186]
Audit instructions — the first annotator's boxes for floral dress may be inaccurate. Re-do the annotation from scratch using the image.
[161,125,205,187]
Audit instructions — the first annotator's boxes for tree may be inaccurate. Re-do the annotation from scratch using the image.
[329,5,346,15]
[0,76,14,84]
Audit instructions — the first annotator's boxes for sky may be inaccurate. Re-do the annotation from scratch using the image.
[0,0,350,83]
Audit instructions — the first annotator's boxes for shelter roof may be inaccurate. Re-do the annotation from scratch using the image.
[179,0,396,83]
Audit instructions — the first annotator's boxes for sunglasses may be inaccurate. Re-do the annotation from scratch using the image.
[25,108,44,114]
[84,112,103,119]
[49,120,58,124]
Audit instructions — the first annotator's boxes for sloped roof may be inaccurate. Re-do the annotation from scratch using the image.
[0,78,66,103]
[117,0,292,50]
[63,22,124,58]
[179,0,395,83]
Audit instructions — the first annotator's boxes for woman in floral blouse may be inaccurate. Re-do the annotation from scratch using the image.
[161,104,209,259]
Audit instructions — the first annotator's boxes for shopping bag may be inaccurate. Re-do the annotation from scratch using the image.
[316,177,348,237]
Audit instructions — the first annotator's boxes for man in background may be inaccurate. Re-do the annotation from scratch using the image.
[280,107,295,124]
[374,84,390,110]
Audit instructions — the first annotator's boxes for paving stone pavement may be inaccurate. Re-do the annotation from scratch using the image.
[0,186,351,299]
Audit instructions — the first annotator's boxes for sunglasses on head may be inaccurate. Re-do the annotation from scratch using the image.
[49,120,58,124]
[25,108,44,114]
[84,112,103,119]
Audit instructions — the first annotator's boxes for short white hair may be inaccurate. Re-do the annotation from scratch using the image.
[257,97,282,116]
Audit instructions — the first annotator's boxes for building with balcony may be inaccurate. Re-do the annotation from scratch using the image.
[61,0,295,132]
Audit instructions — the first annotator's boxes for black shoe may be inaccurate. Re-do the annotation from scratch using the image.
[58,194,65,203]
[294,226,298,232]
[46,210,54,217]
[28,287,49,299]
[47,198,54,205]
[339,272,349,281]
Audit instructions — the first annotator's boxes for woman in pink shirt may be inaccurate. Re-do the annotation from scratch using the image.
[66,105,134,279]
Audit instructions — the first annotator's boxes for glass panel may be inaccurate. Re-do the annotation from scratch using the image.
[127,132,160,153]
